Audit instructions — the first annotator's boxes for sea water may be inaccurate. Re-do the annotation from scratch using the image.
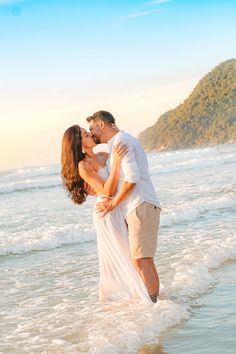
[0,144,235,353]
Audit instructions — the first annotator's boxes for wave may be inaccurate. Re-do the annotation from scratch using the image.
[0,182,62,196]
[1,232,235,353]
[161,192,236,227]
[0,165,60,183]
[149,152,236,175]
[1,236,235,354]
[1,192,234,256]
[0,228,95,256]
[77,231,236,354]
[0,171,63,195]
[167,233,236,302]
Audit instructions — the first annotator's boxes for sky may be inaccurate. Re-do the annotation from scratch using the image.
[0,0,235,169]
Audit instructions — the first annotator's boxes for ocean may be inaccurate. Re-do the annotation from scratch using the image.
[0,144,235,354]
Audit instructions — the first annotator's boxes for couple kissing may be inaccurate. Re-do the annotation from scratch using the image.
[61,110,161,304]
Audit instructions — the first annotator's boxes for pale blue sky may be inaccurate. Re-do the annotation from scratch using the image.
[0,0,235,169]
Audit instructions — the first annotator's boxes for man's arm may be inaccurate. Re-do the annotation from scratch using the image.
[112,181,135,207]
[120,139,140,184]
[96,137,138,214]
[96,181,135,214]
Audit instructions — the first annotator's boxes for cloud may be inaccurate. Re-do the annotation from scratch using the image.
[146,0,171,5]
[113,0,171,22]
[115,8,163,22]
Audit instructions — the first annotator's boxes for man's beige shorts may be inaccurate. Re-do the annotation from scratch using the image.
[126,202,161,259]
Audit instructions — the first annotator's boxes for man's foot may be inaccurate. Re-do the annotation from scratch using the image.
[149,293,158,303]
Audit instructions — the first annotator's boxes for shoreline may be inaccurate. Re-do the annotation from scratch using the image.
[138,261,236,354]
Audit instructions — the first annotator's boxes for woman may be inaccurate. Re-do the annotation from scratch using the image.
[61,125,151,304]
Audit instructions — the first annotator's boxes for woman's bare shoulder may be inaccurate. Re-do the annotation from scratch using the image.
[78,159,93,172]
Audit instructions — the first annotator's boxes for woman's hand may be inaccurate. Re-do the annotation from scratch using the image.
[96,198,116,217]
[112,143,128,163]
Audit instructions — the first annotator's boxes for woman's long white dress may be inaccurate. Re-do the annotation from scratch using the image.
[93,167,152,304]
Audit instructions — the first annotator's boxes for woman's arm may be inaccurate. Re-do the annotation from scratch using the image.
[79,144,128,197]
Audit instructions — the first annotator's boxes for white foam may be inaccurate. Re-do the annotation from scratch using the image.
[1,236,235,354]
[0,190,234,255]
[0,165,60,193]
[148,144,236,175]
[167,231,236,303]
[81,300,190,354]
[80,232,236,353]
[0,225,95,256]
[1,144,236,353]
[0,175,61,195]
[161,192,236,227]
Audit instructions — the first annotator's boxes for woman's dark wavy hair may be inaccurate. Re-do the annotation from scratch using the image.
[61,125,87,204]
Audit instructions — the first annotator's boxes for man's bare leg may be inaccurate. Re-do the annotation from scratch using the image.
[150,258,160,293]
[132,257,159,302]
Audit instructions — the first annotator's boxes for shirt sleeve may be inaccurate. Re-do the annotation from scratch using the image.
[115,135,140,184]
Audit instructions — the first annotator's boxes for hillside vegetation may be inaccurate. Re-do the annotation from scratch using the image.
[139,59,236,150]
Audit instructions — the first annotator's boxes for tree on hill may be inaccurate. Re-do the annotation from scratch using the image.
[139,59,236,151]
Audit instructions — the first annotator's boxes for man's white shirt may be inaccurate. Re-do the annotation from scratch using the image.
[107,131,161,218]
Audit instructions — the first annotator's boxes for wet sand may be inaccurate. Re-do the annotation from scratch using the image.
[139,261,236,354]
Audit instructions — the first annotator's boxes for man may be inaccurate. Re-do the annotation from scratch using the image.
[87,110,161,303]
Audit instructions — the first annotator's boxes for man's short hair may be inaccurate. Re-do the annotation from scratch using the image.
[86,110,115,125]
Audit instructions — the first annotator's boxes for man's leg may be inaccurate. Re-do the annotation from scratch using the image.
[150,257,160,290]
[132,257,159,302]
[126,202,161,303]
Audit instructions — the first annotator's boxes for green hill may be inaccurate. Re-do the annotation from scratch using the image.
[139,59,236,151]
